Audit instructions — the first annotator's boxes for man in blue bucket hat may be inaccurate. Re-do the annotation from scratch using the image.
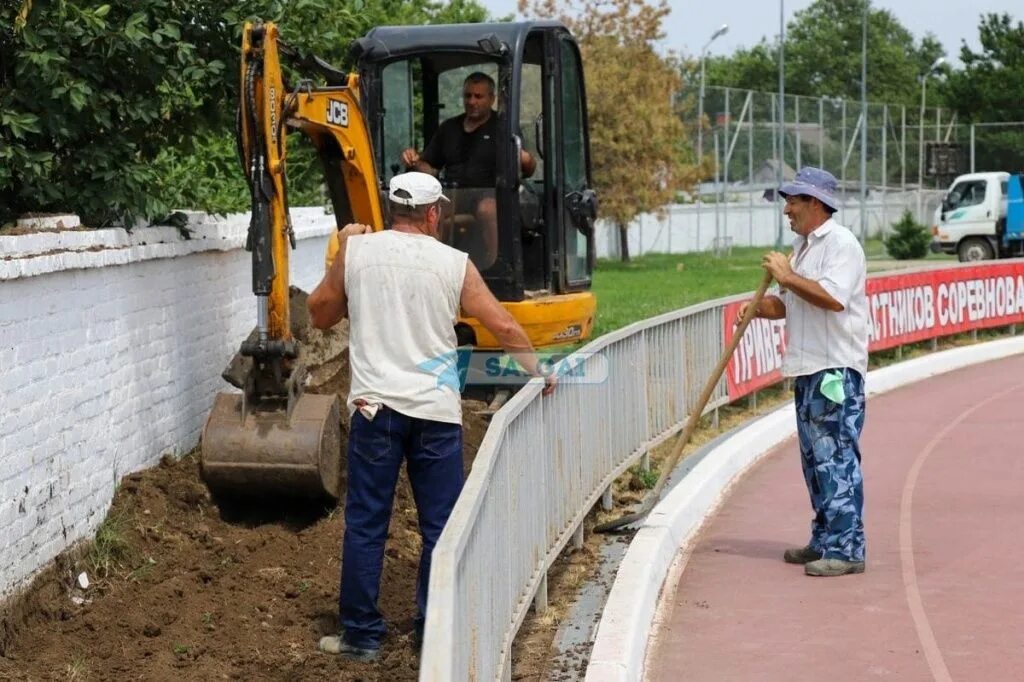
[741,166,870,577]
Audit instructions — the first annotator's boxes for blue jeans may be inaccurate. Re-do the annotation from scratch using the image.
[339,406,464,649]
[793,368,866,562]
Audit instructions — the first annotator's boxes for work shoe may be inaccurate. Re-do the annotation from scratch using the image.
[804,558,865,577]
[783,546,823,564]
[319,634,380,662]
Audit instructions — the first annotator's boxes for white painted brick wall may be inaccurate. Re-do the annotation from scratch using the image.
[0,208,336,599]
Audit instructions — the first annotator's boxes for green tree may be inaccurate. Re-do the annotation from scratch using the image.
[704,0,944,105]
[699,41,777,94]
[941,13,1024,172]
[0,0,490,227]
[518,0,698,261]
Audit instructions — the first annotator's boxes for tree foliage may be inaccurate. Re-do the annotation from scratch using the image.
[0,0,489,226]
[944,11,1024,122]
[941,13,1024,171]
[517,0,698,260]
[704,0,944,105]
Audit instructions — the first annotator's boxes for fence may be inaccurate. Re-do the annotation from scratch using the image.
[420,259,1024,681]
[695,86,1024,231]
[593,189,946,259]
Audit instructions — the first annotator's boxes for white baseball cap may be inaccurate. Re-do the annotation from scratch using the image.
[388,172,450,206]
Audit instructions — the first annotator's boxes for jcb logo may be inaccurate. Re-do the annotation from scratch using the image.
[327,99,349,127]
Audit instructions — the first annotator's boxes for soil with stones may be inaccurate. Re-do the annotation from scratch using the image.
[0,288,490,681]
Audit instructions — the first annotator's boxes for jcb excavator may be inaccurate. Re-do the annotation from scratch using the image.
[201,20,599,500]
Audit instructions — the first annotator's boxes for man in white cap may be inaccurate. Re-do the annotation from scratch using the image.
[742,166,869,577]
[307,171,555,660]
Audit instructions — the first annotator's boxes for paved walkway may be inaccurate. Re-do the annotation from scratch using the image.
[646,355,1024,681]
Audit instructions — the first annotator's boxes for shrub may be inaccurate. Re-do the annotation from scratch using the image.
[884,210,932,260]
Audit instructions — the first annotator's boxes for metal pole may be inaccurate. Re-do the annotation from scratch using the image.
[915,58,945,222]
[724,88,730,248]
[696,25,729,249]
[917,76,926,222]
[882,104,888,233]
[714,130,721,254]
[698,56,706,247]
[749,93,754,246]
[698,54,706,172]
[795,96,801,169]
[901,105,906,192]
[970,124,976,172]
[772,92,781,247]
[841,99,848,225]
[776,0,785,248]
[819,96,824,169]
[859,2,867,244]
[668,206,673,252]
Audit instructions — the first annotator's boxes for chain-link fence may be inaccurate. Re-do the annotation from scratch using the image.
[601,87,1024,259]
[697,86,1024,224]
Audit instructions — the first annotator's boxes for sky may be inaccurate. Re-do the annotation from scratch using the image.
[478,0,1020,66]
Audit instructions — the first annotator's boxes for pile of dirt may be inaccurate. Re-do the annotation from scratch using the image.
[0,289,491,681]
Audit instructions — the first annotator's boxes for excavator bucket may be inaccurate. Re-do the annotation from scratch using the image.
[201,390,342,501]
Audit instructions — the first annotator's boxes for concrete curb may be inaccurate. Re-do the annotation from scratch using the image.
[584,337,1024,682]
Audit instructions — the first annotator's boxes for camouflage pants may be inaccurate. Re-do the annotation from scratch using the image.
[794,368,866,562]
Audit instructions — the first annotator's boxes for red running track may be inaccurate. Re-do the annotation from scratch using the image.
[646,355,1024,681]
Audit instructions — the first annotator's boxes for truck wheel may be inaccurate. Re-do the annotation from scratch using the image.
[957,237,994,262]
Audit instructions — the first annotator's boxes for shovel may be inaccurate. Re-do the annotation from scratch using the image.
[594,270,774,533]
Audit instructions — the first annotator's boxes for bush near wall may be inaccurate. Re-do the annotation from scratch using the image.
[0,0,488,227]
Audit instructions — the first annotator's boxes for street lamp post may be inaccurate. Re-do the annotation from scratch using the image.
[697,24,729,169]
[697,23,727,251]
[917,56,946,222]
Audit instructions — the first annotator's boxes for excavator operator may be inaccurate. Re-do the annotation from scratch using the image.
[400,72,536,270]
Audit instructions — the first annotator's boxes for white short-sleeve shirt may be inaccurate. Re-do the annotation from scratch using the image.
[780,218,869,378]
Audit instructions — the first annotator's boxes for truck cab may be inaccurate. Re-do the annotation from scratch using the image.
[930,171,1009,261]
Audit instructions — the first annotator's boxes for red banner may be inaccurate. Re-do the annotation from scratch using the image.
[722,302,787,399]
[722,262,1024,400]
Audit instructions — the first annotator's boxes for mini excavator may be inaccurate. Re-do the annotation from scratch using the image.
[201,20,599,500]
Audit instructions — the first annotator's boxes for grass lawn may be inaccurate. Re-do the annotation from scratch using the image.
[590,249,763,337]
[589,238,955,338]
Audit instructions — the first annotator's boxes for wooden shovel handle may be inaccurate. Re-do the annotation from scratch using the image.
[595,270,774,533]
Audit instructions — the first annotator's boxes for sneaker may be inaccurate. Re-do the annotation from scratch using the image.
[318,634,380,662]
[783,546,823,564]
[804,558,865,577]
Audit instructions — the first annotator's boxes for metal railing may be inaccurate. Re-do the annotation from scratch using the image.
[420,260,1024,681]
[420,299,736,681]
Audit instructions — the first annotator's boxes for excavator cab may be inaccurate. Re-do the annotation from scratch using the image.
[352,22,598,348]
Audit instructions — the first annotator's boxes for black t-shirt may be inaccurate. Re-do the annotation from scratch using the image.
[420,113,498,187]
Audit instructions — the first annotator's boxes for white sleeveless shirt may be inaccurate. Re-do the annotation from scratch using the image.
[344,230,468,424]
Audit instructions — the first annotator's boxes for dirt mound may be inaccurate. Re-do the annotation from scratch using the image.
[0,289,492,681]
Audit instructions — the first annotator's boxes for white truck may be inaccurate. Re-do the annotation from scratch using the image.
[929,171,1019,261]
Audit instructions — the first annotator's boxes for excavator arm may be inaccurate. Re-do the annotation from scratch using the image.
[237,21,383,355]
[201,22,383,502]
